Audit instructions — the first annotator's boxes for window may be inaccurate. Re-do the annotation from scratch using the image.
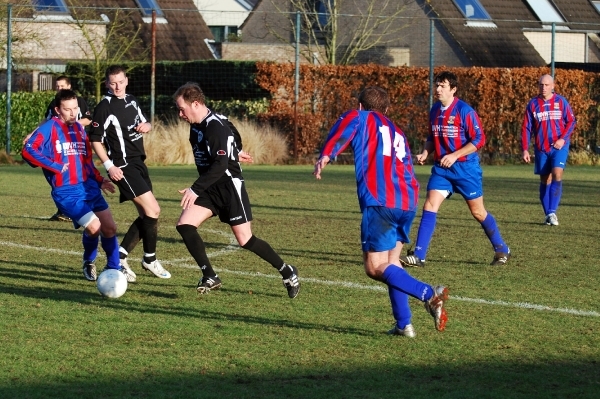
[524,0,564,23]
[452,0,492,20]
[591,1,600,14]
[209,26,238,43]
[134,0,164,17]
[33,0,68,13]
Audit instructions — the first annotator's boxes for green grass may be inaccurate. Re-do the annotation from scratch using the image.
[0,164,599,399]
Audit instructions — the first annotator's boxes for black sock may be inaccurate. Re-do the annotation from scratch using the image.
[141,216,158,262]
[176,224,217,277]
[242,235,290,277]
[120,217,144,256]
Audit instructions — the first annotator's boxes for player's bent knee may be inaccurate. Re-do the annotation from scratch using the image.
[100,223,117,237]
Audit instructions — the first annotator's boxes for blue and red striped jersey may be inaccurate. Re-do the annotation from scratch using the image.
[22,117,103,190]
[428,97,485,162]
[320,109,420,212]
[521,93,576,152]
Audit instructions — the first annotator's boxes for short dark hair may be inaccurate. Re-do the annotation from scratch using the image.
[55,75,71,85]
[173,82,206,105]
[54,89,78,107]
[358,86,390,113]
[435,71,458,90]
[105,65,127,81]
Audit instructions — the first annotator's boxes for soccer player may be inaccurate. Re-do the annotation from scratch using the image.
[22,89,126,282]
[24,75,93,222]
[401,71,510,268]
[521,74,576,226]
[172,82,300,298]
[90,65,171,282]
[314,86,448,336]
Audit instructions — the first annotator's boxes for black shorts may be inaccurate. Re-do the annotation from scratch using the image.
[194,178,253,226]
[112,158,153,203]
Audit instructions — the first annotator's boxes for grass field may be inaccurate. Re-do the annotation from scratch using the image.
[1,163,599,399]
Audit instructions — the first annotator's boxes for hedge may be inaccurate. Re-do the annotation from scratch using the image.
[255,63,599,158]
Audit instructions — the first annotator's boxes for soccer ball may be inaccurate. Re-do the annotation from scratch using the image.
[96,268,128,298]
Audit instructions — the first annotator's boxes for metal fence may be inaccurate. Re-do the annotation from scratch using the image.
[3,3,600,154]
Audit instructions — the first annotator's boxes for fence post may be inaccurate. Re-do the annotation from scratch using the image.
[151,10,156,126]
[429,18,434,110]
[551,22,555,78]
[5,4,12,155]
[294,10,300,160]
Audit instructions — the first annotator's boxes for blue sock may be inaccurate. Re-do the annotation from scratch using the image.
[548,181,562,214]
[388,287,411,329]
[539,183,550,215]
[414,210,437,260]
[381,265,433,302]
[101,235,120,269]
[82,233,98,262]
[481,213,509,253]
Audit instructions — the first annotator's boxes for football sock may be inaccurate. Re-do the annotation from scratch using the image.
[101,235,120,269]
[539,183,550,215]
[176,224,217,277]
[141,216,158,255]
[381,265,434,302]
[278,263,294,279]
[241,235,287,275]
[82,232,98,262]
[548,180,562,214]
[481,213,509,253]
[414,210,437,260]
[120,217,144,255]
[388,286,411,330]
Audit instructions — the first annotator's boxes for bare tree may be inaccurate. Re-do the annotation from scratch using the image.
[67,4,148,101]
[266,0,420,65]
[0,0,49,69]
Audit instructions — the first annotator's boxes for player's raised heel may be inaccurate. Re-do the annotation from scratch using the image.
[197,276,222,294]
[141,259,171,279]
[425,285,449,331]
[281,264,300,299]
[400,255,425,268]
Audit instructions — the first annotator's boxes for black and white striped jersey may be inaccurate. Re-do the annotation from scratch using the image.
[189,110,243,195]
[89,93,148,165]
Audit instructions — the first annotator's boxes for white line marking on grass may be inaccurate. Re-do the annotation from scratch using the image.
[2,240,598,318]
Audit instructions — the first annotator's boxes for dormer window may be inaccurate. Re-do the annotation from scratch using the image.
[524,0,569,29]
[134,0,164,17]
[452,0,491,20]
[33,0,69,13]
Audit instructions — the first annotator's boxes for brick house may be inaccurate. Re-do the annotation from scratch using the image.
[4,0,215,91]
[223,0,600,68]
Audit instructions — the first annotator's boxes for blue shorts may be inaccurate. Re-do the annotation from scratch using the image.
[427,159,483,200]
[361,206,416,252]
[534,145,569,175]
[52,182,109,229]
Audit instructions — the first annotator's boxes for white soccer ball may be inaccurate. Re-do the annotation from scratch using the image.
[96,268,128,298]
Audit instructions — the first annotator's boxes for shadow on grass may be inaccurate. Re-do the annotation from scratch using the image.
[0,358,598,399]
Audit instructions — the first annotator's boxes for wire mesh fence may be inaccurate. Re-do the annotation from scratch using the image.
[2,3,600,157]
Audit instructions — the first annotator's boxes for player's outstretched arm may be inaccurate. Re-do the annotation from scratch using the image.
[314,156,330,180]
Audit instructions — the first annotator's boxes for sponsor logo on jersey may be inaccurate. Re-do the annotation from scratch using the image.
[216,150,226,156]
[92,122,99,128]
